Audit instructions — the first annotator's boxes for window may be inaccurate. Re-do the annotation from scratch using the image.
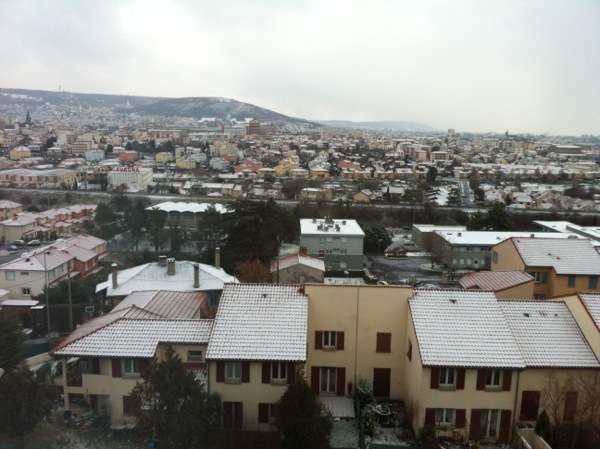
[318,249,324,258]
[123,358,141,376]
[20,272,29,276]
[439,368,456,388]
[340,262,347,269]
[123,395,141,415]
[341,249,347,254]
[479,409,499,438]
[226,362,242,382]
[223,402,243,429]
[326,237,332,243]
[187,350,202,362]
[318,237,325,243]
[323,331,337,348]
[568,275,576,288]
[528,271,548,284]
[376,332,392,353]
[589,276,598,289]
[271,362,287,383]
[5,271,15,281]
[520,391,541,421]
[486,370,501,389]
[258,403,278,423]
[436,408,455,425]
[320,367,337,394]
[341,237,348,243]
[21,287,31,296]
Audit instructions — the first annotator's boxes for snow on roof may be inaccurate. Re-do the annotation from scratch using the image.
[578,293,600,330]
[459,270,534,292]
[409,289,525,369]
[300,218,365,236]
[510,237,600,275]
[53,319,213,358]
[145,201,229,214]
[207,283,308,361]
[499,300,600,368]
[0,200,22,209]
[97,260,238,296]
[437,230,582,246]
[270,253,325,273]
[0,247,74,271]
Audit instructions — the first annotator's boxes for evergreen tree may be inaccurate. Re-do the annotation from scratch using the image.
[0,309,27,372]
[274,370,333,449]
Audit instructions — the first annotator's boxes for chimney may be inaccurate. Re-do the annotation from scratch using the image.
[167,258,176,275]
[193,263,200,288]
[111,263,118,289]
[158,255,167,266]
[215,247,221,268]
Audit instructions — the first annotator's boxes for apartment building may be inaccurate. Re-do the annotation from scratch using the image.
[300,218,365,270]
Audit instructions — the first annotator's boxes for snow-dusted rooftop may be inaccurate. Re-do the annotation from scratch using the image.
[207,283,308,361]
[436,230,582,246]
[499,300,600,368]
[300,218,365,236]
[578,293,600,330]
[510,237,600,275]
[270,253,325,273]
[410,289,526,369]
[96,260,238,297]
[146,201,228,214]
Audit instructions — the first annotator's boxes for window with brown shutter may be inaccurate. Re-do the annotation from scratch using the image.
[258,403,269,423]
[455,409,466,428]
[241,362,250,383]
[376,332,391,353]
[469,409,482,440]
[456,369,465,390]
[122,395,140,416]
[336,331,344,350]
[287,363,296,384]
[476,369,486,391]
[425,408,436,425]
[563,391,578,421]
[311,366,320,395]
[140,359,150,377]
[216,361,225,382]
[373,368,391,397]
[499,410,512,444]
[315,331,323,350]
[502,370,512,391]
[336,367,346,396]
[262,362,270,384]
[519,391,541,421]
[430,367,440,389]
[112,358,121,377]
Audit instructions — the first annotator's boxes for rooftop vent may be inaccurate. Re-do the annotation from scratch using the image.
[523,313,530,317]
[449,299,457,304]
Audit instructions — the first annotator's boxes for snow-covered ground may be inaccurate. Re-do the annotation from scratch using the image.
[330,420,412,448]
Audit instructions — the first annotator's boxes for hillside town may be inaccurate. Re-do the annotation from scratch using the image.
[0,97,599,449]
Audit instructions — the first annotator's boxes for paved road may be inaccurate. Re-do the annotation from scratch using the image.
[460,179,475,207]
[367,255,442,285]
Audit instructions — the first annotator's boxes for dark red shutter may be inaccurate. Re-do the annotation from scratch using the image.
[425,408,436,425]
[455,409,466,428]
[520,391,540,421]
[262,362,270,384]
[499,410,512,443]
[373,368,391,397]
[502,370,512,391]
[311,366,320,395]
[430,367,440,389]
[258,403,269,423]
[376,332,392,352]
[112,358,121,377]
[476,369,486,390]
[140,359,150,377]
[337,331,345,350]
[456,369,465,390]
[287,363,296,384]
[315,331,323,349]
[241,362,250,383]
[470,409,482,440]
[216,361,225,382]
[235,402,243,429]
[336,367,346,396]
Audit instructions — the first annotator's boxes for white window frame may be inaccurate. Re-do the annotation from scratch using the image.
[322,331,337,349]
[318,249,325,258]
[187,350,203,362]
[123,358,141,376]
[271,362,287,384]
[436,408,455,426]
[320,367,336,394]
[226,361,242,382]
[439,368,456,388]
[486,369,501,390]
[268,404,277,422]
[480,409,500,438]
[5,271,15,281]
[21,287,31,296]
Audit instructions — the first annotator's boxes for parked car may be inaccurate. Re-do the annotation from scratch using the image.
[27,239,41,246]
[8,245,18,253]
[12,240,25,246]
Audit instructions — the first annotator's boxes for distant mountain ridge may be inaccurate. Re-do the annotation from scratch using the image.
[0,87,437,131]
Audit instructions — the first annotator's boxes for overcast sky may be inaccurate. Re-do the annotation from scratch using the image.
[1,0,599,135]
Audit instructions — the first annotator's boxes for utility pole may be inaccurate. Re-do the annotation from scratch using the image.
[67,260,73,332]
